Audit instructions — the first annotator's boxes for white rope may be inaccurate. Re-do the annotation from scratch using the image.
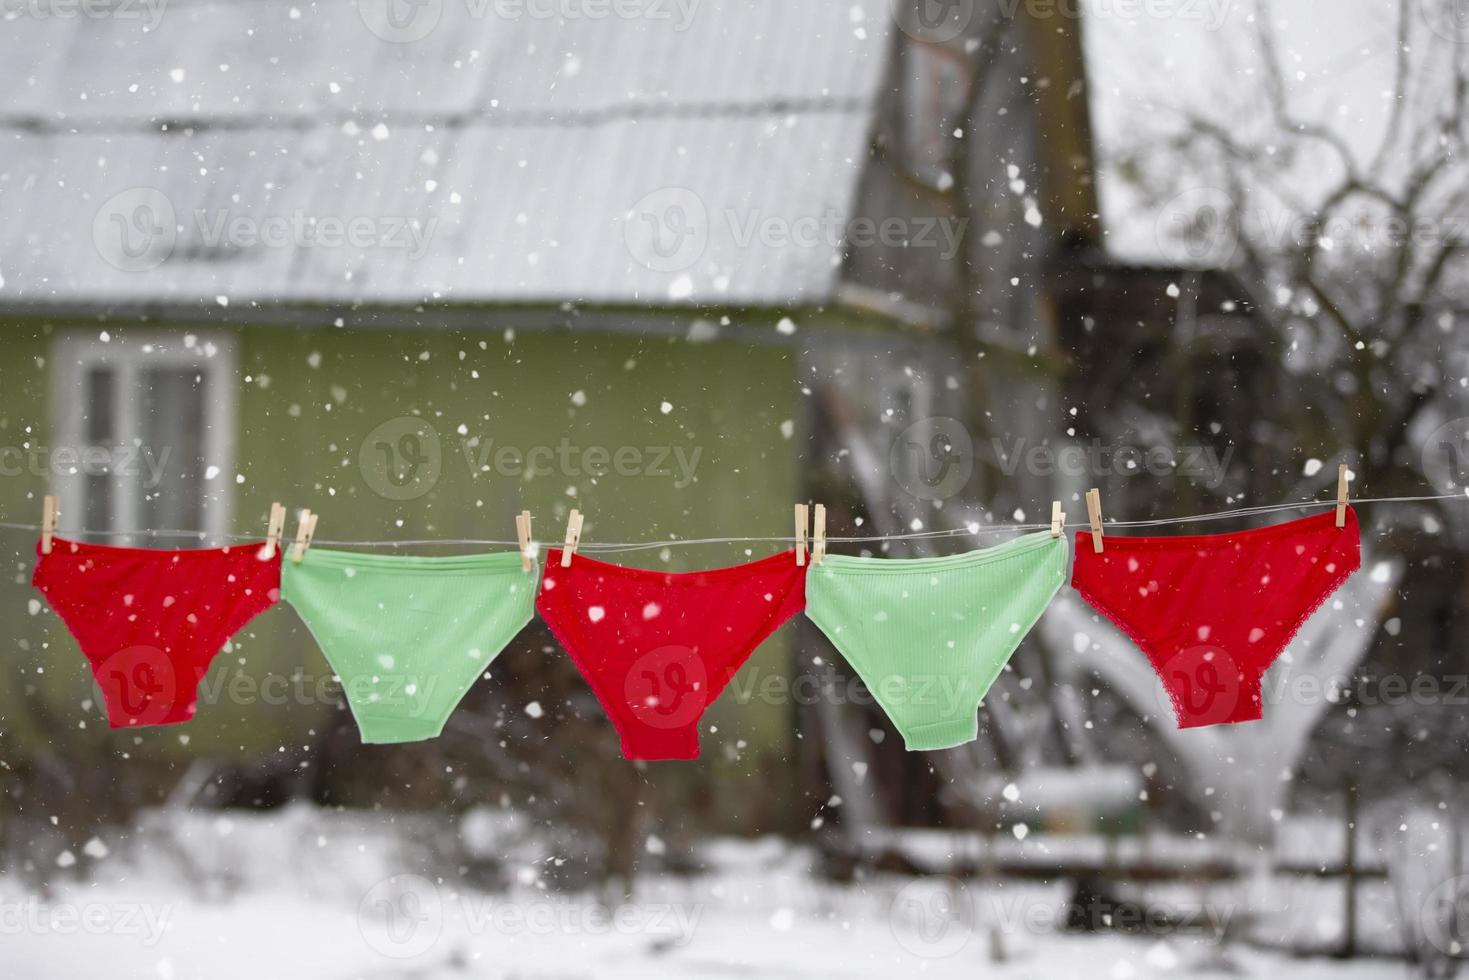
[1,492,1463,552]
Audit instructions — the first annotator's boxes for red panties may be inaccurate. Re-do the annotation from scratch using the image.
[1070,508,1360,728]
[33,538,282,728]
[536,550,806,760]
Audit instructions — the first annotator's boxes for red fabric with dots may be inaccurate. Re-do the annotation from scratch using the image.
[1070,508,1360,728]
[33,538,282,728]
[536,550,806,760]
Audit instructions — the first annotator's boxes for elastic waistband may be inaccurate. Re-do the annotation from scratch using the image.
[37,536,270,560]
[814,531,1063,576]
[297,547,532,574]
[543,548,798,584]
[1073,506,1355,552]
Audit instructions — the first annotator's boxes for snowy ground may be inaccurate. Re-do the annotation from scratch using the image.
[0,808,1411,979]
[0,875,1406,980]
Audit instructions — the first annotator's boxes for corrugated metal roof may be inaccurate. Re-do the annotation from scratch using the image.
[0,0,891,307]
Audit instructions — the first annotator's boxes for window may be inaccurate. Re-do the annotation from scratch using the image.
[51,333,237,546]
[897,40,973,191]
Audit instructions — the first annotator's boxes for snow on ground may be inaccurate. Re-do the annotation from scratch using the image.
[0,822,1406,980]
[0,871,1404,980]
[0,806,1409,979]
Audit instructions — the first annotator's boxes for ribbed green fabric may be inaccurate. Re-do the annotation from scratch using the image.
[282,549,536,743]
[805,531,1068,751]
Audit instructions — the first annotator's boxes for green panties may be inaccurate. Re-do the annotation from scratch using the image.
[282,549,537,743]
[804,531,1068,751]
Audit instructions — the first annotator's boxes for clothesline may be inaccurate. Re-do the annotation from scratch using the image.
[27,492,1375,749]
[0,492,1461,554]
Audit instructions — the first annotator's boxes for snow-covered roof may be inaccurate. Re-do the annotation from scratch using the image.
[0,0,890,308]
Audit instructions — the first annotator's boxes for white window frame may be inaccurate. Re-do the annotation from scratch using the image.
[50,332,238,545]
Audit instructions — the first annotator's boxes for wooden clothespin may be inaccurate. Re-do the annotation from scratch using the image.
[1051,500,1063,539]
[794,503,809,567]
[41,494,58,555]
[560,509,583,567]
[1335,463,1350,528]
[291,509,317,563]
[261,501,287,559]
[1085,488,1104,553]
[811,504,827,565]
[516,510,534,572]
